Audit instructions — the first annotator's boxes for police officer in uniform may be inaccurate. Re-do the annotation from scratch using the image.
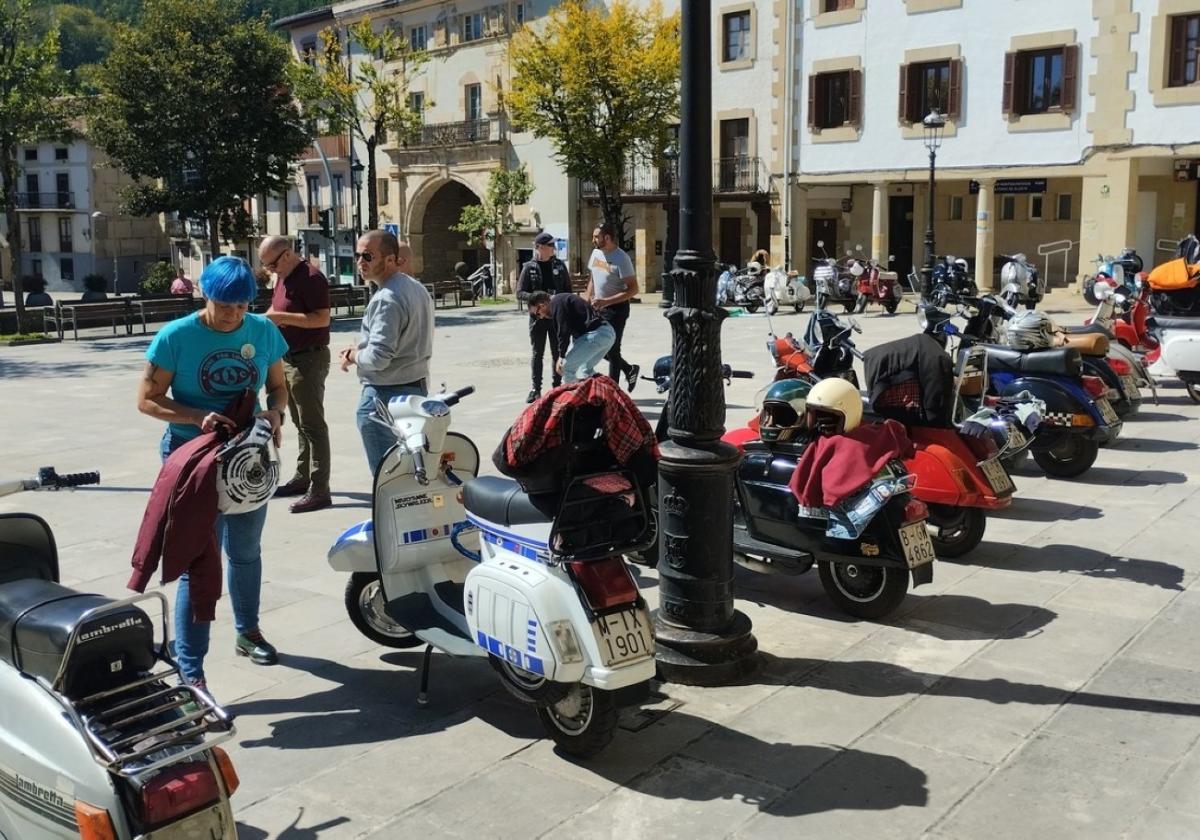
[517,231,572,402]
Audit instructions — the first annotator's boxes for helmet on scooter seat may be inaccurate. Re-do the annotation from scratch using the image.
[758,379,812,442]
[1004,309,1059,351]
[215,417,280,515]
[745,261,764,277]
[804,378,863,437]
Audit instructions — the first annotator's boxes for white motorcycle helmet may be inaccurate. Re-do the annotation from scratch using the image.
[1005,309,1059,351]
[745,261,764,277]
[849,261,865,278]
[215,417,280,514]
[804,377,863,437]
[1000,259,1029,293]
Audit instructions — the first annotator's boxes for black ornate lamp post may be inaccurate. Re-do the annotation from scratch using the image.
[921,108,946,287]
[659,142,679,308]
[654,0,758,686]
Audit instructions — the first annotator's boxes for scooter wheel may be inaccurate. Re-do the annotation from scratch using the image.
[884,301,899,315]
[745,300,761,313]
[794,301,805,314]
[926,505,986,558]
[344,573,423,648]
[490,656,572,705]
[1188,382,1200,405]
[1032,435,1100,478]
[842,301,856,314]
[855,295,867,314]
[818,561,909,620]
[536,683,619,758]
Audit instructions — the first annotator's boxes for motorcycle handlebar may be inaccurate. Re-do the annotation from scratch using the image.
[48,469,101,489]
[729,370,754,379]
[443,386,475,407]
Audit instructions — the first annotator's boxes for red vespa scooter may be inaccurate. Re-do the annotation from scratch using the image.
[855,257,903,315]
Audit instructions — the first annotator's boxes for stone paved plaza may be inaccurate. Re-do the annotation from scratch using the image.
[2,291,1199,839]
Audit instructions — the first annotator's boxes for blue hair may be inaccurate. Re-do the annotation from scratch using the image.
[199,256,257,304]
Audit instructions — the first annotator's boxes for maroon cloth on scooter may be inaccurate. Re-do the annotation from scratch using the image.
[128,391,256,622]
[789,419,914,508]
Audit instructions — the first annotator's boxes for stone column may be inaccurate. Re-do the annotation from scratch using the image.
[973,178,995,291]
[870,182,888,263]
[1078,155,1140,287]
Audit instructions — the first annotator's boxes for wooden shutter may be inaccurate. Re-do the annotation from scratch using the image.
[947,58,963,119]
[898,63,909,124]
[1169,16,1187,87]
[1002,51,1016,116]
[1060,44,1078,112]
[848,69,862,127]
[808,74,817,130]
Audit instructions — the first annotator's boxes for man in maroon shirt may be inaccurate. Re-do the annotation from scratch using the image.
[260,236,333,513]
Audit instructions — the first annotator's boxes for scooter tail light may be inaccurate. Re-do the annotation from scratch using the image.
[1081,375,1107,399]
[1107,357,1132,376]
[75,802,118,840]
[567,557,638,611]
[903,499,929,524]
[1071,413,1096,427]
[211,746,240,796]
[138,761,221,829]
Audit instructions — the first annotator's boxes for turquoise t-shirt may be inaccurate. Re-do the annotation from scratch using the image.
[146,312,288,442]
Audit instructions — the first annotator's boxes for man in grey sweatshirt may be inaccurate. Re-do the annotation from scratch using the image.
[340,230,434,475]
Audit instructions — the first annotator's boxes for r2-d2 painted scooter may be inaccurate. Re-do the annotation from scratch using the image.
[327,387,657,757]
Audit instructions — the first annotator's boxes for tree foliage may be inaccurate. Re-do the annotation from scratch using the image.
[0,0,71,332]
[506,0,679,249]
[451,168,533,238]
[292,19,428,231]
[47,4,112,90]
[89,0,310,257]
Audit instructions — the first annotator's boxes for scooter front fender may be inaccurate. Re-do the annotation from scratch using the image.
[327,519,377,573]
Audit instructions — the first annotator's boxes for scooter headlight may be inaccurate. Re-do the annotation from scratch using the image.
[547,620,584,664]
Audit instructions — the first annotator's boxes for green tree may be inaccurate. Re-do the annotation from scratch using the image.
[49,4,113,89]
[451,167,533,291]
[506,0,679,249]
[89,0,310,258]
[0,0,71,333]
[292,19,428,231]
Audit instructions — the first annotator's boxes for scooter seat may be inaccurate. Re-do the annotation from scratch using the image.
[1062,323,1110,337]
[983,345,1083,377]
[1061,332,1110,356]
[1148,315,1200,331]
[463,476,552,526]
[0,579,154,695]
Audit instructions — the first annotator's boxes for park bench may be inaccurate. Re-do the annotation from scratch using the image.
[131,296,202,334]
[328,284,368,316]
[250,289,274,314]
[44,299,133,341]
[423,279,471,309]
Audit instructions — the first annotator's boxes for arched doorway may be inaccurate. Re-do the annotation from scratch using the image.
[418,181,487,286]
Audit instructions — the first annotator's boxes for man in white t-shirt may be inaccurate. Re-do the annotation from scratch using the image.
[585,222,640,392]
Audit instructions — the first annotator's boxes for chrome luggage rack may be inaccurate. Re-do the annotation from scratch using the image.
[42,592,235,780]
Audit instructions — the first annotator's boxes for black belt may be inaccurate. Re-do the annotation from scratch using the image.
[285,345,327,357]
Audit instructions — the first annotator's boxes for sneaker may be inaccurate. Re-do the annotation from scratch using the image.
[180,677,208,715]
[274,477,309,498]
[551,377,562,388]
[625,364,640,393]
[235,631,278,665]
[526,388,541,404]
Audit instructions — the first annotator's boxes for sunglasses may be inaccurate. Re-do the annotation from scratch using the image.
[263,249,290,270]
[353,252,374,263]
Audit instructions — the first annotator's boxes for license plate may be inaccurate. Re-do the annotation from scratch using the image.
[979,458,1014,494]
[1005,425,1027,452]
[1096,397,1119,425]
[144,802,233,838]
[1120,374,1140,398]
[591,607,654,667]
[898,521,937,568]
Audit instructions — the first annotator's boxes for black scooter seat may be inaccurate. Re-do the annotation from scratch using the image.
[1148,315,1200,331]
[1062,323,1110,337]
[983,345,1082,377]
[463,476,552,526]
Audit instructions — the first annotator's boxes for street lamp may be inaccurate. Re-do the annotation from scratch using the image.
[921,108,946,285]
[350,159,365,238]
[654,0,757,685]
[659,142,679,308]
[91,210,118,295]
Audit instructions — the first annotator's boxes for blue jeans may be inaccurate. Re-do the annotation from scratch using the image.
[161,432,269,683]
[357,381,428,476]
[563,323,615,383]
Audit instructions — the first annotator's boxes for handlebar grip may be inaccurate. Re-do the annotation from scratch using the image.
[443,385,475,407]
[729,370,754,379]
[39,468,100,489]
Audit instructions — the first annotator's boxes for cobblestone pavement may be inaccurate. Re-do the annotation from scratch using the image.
[2,289,1199,839]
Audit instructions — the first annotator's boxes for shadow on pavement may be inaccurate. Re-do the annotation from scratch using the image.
[238,809,351,840]
[947,540,1186,591]
[1111,437,1199,454]
[992,497,1103,522]
[1068,467,1188,487]
[1130,411,1191,423]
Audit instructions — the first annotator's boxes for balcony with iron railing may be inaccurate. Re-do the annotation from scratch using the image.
[401,117,500,149]
[581,156,770,198]
[17,192,75,210]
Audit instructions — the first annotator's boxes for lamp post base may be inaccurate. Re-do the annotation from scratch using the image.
[654,608,758,685]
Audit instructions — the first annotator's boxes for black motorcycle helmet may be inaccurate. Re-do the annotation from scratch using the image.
[651,355,672,392]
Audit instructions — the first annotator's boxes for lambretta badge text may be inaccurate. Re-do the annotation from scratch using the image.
[79,615,143,643]
[393,494,432,511]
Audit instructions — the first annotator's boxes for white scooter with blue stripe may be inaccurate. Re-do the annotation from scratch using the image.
[327,386,657,757]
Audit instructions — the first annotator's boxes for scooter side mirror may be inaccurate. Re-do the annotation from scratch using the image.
[848,317,863,333]
[816,239,825,248]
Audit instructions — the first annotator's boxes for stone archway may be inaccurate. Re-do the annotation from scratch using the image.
[411,180,487,285]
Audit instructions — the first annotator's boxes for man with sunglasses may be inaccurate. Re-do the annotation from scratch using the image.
[340,230,434,475]
[260,235,333,513]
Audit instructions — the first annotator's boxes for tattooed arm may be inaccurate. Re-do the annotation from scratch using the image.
[136,363,230,431]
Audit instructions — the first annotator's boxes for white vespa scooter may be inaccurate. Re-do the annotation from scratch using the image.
[328,387,657,757]
[0,468,240,840]
[763,265,811,315]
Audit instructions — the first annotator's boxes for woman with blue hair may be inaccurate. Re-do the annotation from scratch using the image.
[135,256,289,697]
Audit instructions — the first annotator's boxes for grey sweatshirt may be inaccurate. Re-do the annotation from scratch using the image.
[355,271,434,386]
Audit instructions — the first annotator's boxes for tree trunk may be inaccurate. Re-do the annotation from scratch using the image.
[2,149,28,333]
[597,188,630,252]
[207,216,220,265]
[366,137,379,231]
